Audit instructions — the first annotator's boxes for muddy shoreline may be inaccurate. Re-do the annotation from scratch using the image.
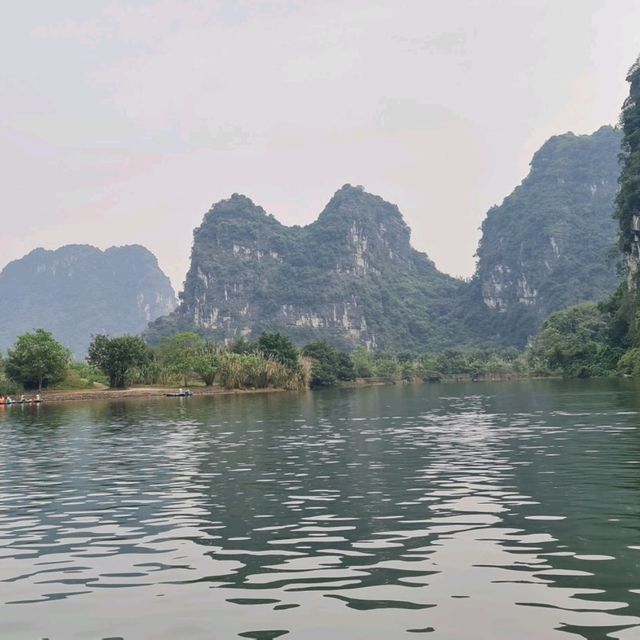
[36,385,289,404]
[31,372,528,405]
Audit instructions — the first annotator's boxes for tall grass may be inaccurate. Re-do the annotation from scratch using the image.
[216,352,306,390]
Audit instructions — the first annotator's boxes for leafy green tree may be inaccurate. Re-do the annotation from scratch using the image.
[416,354,442,381]
[401,360,417,381]
[335,351,356,381]
[434,350,472,375]
[5,329,70,391]
[229,337,256,354]
[374,357,400,381]
[157,332,204,386]
[527,303,616,377]
[351,346,374,378]
[301,341,354,388]
[617,347,640,376]
[87,335,150,388]
[256,332,299,369]
[193,341,218,386]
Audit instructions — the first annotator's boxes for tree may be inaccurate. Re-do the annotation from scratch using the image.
[5,329,70,391]
[351,346,374,378]
[87,335,150,388]
[193,341,219,386]
[256,332,299,369]
[375,357,400,381]
[157,332,204,386]
[527,303,617,377]
[301,341,355,388]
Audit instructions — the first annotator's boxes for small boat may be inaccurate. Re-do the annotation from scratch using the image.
[165,389,193,398]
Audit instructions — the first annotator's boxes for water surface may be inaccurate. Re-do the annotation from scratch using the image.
[1,380,639,639]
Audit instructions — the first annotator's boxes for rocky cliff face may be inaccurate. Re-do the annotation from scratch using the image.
[148,127,622,352]
[148,185,468,351]
[0,245,176,357]
[470,125,621,343]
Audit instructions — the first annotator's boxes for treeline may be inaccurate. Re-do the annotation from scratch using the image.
[0,330,308,393]
[0,327,528,394]
[527,296,640,378]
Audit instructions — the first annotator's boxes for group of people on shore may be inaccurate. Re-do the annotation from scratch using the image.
[0,394,42,405]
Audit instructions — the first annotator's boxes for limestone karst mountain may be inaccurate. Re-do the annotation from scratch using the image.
[467,125,622,345]
[149,125,622,351]
[0,244,176,357]
[147,185,469,351]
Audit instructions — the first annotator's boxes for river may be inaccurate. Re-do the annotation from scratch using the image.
[0,380,639,639]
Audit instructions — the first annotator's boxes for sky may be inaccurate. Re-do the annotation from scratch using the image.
[1,0,640,291]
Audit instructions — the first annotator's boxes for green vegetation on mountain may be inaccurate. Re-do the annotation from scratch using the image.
[606,56,640,348]
[0,244,176,358]
[147,185,470,352]
[149,126,622,353]
[528,55,640,378]
[468,125,621,346]
[615,57,640,261]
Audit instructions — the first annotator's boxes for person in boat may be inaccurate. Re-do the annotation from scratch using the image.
[0,396,5,405]
[20,394,25,403]
[36,393,41,403]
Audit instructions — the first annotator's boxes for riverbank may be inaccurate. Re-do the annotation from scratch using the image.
[37,385,288,404]
[34,371,530,405]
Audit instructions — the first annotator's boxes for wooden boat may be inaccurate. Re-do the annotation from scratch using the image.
[165,390,193,397]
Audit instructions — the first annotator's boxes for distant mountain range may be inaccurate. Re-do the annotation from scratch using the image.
[0,244,176,357]
[147,125,622,350]
[0,126,623,355]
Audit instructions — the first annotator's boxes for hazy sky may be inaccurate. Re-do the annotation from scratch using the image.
[1,1,639,290]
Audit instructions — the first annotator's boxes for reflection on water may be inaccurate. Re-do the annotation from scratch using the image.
[0,380,639,639]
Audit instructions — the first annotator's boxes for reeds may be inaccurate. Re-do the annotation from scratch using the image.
[216,352,306,390]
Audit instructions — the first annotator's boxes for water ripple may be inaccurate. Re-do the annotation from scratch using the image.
[0,380,639,638]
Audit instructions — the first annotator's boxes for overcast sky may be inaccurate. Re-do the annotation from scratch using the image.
[1,0,639,290]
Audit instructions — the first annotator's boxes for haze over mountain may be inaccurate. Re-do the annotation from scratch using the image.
[1,2,638,291]
[0,245,176,358]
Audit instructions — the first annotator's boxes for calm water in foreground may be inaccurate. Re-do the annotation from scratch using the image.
[1,380,639,639]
